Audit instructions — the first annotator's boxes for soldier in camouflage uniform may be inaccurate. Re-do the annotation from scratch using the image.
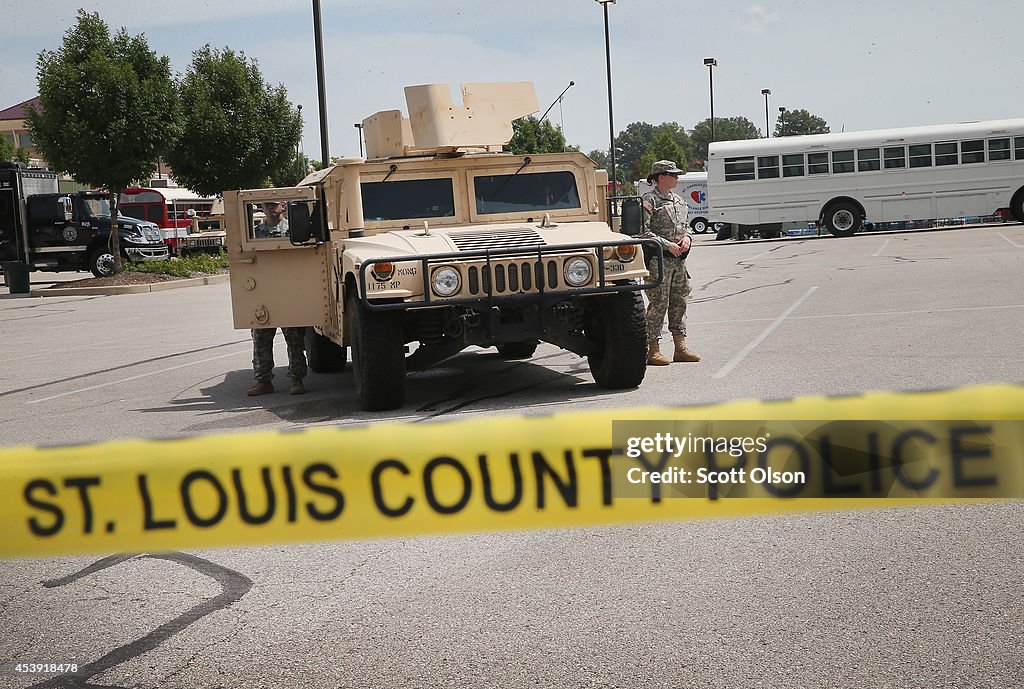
[247,201,309,396]
[640,160,701,366]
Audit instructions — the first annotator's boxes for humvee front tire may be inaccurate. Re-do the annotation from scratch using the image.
[585,291,647,389]
[496,340,539,359]
[347,291,405,411]
[305,328,347,373]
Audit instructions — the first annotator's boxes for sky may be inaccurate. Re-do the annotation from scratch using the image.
[1,0,1023,161]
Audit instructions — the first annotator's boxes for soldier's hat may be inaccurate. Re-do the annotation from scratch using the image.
[650,160,685,176]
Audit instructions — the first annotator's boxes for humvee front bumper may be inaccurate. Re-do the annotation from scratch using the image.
[357,238,664,311]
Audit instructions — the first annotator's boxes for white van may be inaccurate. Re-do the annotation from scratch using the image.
[635,171,715,233]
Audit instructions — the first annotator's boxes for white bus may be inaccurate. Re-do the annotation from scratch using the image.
[707,118,1024,237]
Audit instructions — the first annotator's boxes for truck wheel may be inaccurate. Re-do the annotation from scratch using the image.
[690,218,708,234]
[823,202,861,237]
[496,340,539,359]
[346,291,405,411]
[89,249,116,277]
[305,328,347,373]
[584,291,647,389]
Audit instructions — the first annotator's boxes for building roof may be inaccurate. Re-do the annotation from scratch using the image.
[0,96,41,122]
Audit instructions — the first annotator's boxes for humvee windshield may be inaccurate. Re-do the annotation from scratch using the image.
[474,171,581,215]
[362,178,456,221]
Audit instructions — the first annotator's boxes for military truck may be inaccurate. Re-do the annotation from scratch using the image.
[0,162,169,276]
[225,83,660,411]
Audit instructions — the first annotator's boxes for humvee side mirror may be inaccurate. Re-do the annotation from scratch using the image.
[288,200,324,245]
[619,197,642,236]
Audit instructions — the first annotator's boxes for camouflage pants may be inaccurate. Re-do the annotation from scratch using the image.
[252,327,308,382]
[646,255,691,342]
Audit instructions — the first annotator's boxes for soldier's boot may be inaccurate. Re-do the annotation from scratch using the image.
[289,378,306,395]
[672,334,701,362]
[247,380,274,396]
[647,341,671,366]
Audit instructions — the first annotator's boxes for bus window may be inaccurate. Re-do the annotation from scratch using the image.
[935,142,958,166]
[858,148,880,172]
[909,144,932,168]
[832,150,854,174]
[782,154,805,178]
[120,205,147,221]
[989,138,1011,161]
[884,146,906,169]
[1015,137,1024,160]
[724,157,755,181]
[757,156,780,179]
[961,140,985,164]
[808,152,829,175]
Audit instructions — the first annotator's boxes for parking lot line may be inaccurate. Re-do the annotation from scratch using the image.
[996,232,1022,248]
[694,302,1024,327]
[713,286,818,379]
[26,349,250,404]
[872,237,892,256]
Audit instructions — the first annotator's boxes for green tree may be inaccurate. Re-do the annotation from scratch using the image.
[690,116,762,163]
[507,116,567,154]
[613,121,655,182]
[0,136,15,161]
[167,45,301,196]
[586,148,609,170]
[775,108,830,137]
[26,10,178,273]
[271,151,316,188]
[13,148,32,165]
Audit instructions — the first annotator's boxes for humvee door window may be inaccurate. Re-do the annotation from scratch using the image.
[361,178,455,221]
[247,201,291,240]
[474,171,581,215]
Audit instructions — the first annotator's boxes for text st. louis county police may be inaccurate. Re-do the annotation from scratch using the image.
[15,421,1005,541]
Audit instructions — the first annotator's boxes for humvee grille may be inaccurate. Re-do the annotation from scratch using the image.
[466,260,559,296]
[449,227,544,251]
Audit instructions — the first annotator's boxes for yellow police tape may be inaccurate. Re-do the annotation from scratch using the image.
[2,384,1023,559]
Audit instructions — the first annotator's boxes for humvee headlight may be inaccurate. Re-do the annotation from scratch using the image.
[564,257,592,287]
[614,244,638,262]
[371,261,395,282]
[431,266,461,296]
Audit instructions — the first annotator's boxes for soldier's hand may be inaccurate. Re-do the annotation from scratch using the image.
[666,243,683,257]
[678,235,692,253]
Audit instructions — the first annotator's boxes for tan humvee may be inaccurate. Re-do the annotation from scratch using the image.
[225,83,660,411]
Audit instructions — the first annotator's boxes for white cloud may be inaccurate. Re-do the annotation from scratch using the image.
[737,4,781,34]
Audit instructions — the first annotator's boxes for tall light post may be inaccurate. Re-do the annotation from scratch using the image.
[354,122,364,158]
[596,0,617,207]
[296,104,303,179]
[312,0,330,168]
[761,89,771,138]
[704,57,717,144]
[778,106,787,136]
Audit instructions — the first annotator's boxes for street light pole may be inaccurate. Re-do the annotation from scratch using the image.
[296,104,303,179]
[354,123,364,158]
[596,0,617,208]
[761,89,771,138]
[704,58,717,144]
[312,0,330,168]
[778,106,787,136]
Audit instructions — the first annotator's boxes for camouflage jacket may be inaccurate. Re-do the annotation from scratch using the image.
[640,188,690,249]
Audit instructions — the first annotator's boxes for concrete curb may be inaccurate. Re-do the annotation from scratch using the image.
[30,273,229,297]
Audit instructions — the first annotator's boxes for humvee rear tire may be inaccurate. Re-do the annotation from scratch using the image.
[496,340,539,359]
[347,291,405,411]
[305,328,347,373]
[585,291,647,389]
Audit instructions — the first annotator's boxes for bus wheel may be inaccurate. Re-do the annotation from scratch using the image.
[346,290,405,411]
[690,218,708,234]
[824,202,861,237]
[584,291,647,389]
[89,249,116,277]
[1012,191,1024,223]
[305,327,347,373]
